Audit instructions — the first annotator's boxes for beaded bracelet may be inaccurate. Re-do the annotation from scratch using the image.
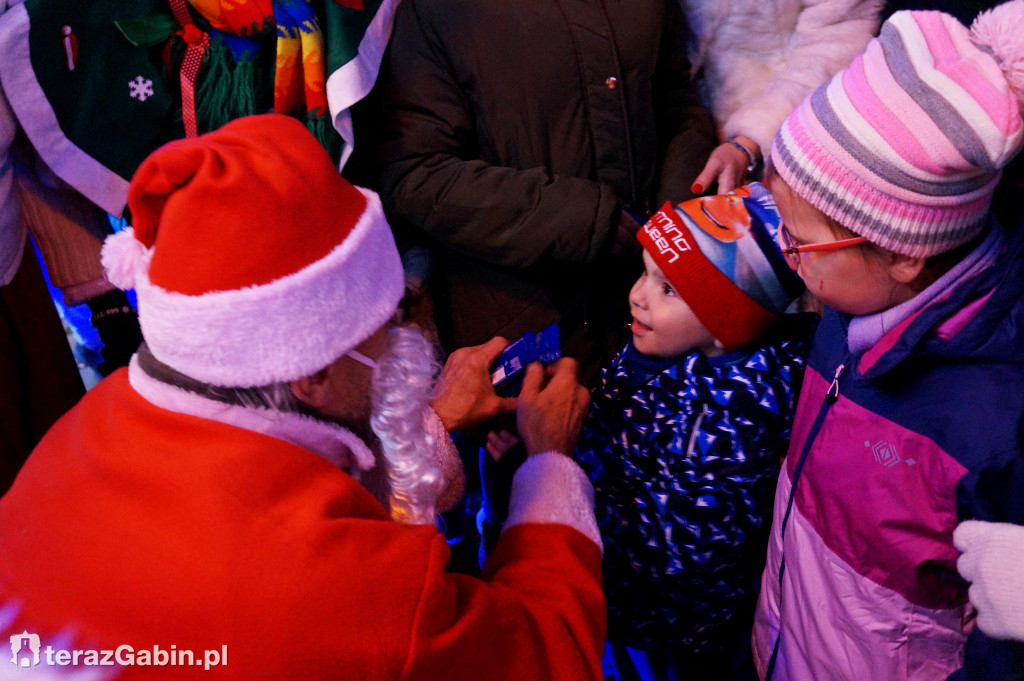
[728,138,759,173]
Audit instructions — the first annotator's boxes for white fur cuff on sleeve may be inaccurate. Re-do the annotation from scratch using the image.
[503,452,601,552]
[424,408,465,514]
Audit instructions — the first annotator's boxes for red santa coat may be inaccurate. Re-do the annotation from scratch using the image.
[0,368,604,680]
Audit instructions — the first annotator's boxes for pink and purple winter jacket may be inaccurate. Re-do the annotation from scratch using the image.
[752,219,1024,681]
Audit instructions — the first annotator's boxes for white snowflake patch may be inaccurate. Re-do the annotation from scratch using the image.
[128,75,154,102]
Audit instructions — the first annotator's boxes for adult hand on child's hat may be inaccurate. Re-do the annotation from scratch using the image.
[692,135,760,195]
[954,520,1024,641]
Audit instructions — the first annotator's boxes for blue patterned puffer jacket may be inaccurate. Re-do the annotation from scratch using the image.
[575,316,814,655]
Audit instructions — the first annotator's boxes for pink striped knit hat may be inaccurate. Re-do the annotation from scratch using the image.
[771,0,1024,257]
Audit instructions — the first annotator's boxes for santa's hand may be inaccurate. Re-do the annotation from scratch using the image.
[516,359,589,457]
[431,337,517,433]
[954,520,1024,641]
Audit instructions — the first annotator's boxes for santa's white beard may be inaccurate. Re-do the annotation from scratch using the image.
[368,325,457,525]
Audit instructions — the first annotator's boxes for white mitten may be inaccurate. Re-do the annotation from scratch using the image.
[954,520,1024,641]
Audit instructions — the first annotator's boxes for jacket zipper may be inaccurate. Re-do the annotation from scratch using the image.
[765,358,850,680]
[684,405,708,459]
[825,362,846,404]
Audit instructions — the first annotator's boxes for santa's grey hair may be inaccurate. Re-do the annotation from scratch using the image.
[136,341,309,414]
[192,326,445,524]
[370,325,444,525]
[218,382,307,412]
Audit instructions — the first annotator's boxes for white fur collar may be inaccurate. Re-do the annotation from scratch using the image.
[127,356,376,471]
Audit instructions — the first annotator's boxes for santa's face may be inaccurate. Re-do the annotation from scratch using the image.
[301,322,463,522]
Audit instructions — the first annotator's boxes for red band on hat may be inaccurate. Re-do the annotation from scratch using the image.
[637,202,779,351]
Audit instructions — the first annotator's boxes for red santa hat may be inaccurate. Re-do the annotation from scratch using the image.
[101,113,404,388]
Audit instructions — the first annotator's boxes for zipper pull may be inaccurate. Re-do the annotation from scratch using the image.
[826,363,845,404]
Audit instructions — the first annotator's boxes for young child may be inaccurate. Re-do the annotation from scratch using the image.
[574,182,813,680]
[753,3,1024,680]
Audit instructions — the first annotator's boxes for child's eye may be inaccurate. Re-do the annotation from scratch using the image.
[662,282,676,296]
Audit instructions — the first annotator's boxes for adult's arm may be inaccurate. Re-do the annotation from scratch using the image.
[955,521,1024,642]
[721,0,882,156]
[690,0,881,194]
[402,358,603,681]
[0,78,25,285]
[947,451,1024,680]
[652,0,716,205]
[374,0,619,270]
[0,1,27,287]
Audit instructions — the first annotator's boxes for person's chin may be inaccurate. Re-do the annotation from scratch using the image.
[631,333,654,355]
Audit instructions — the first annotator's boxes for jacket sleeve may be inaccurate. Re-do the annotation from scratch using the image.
[948,451,1024,680]
[374,0,619,270]
[653,0,716,205]
[400,454,605,681]
[573,360,617,489]
[720,0,882,155]
[949,622,1024,681]
[0,77,26,286]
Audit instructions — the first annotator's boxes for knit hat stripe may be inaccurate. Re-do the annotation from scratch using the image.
[862,37,999,179]
[852,43,968,179]
[777,124,993,249]
[807,87,990,200]
[914,12,1022,142]
[775,126,992,252]
[883,17,1004,170]
[821,75,980,196]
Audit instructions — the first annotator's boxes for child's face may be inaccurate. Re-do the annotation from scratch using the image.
[769,176,904,316]
[629,250,722,359]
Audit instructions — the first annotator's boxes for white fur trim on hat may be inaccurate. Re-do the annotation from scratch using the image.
[101,227,150,290]
[132,188,404,387]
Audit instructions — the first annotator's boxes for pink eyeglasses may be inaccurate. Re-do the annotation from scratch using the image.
[778,223,867,270]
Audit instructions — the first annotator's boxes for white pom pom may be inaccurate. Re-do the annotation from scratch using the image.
[971,0,1024,105]
[100,228,149,290]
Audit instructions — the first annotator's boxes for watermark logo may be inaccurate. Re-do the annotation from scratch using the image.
[6,634,227,672]
[9,632,40,669]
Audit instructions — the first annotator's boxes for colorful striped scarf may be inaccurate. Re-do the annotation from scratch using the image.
[188,0,336,155]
